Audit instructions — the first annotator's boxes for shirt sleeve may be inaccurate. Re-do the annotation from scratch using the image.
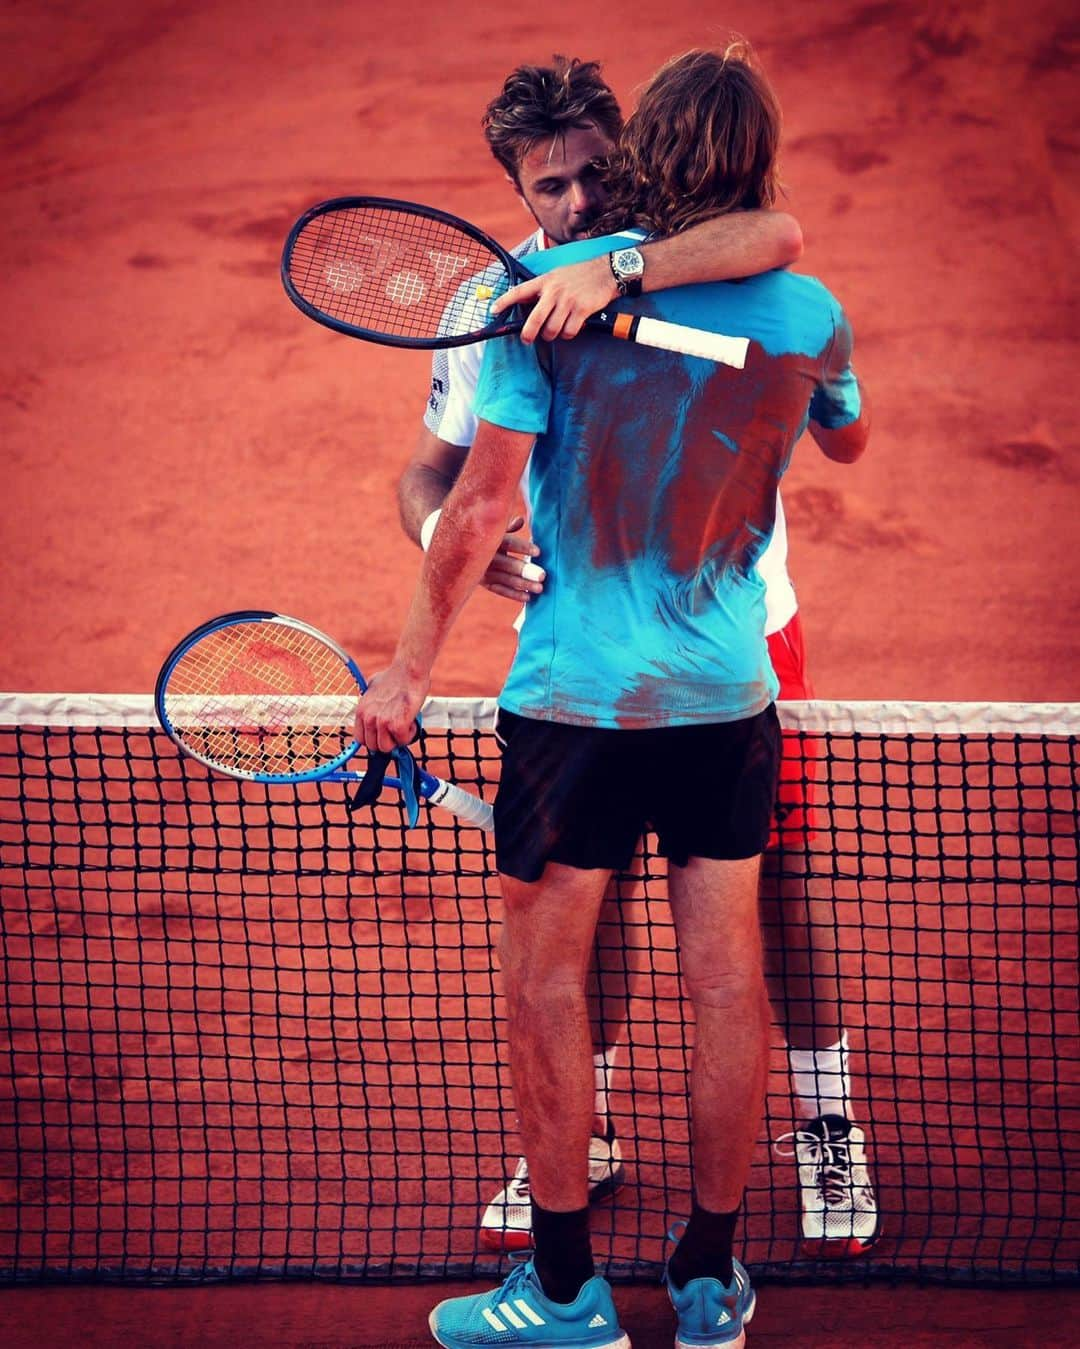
[423,264,503,441]
[473,334,552,435]
[809,304,861,429]
[424,343,485,445]
[422,348,452,435]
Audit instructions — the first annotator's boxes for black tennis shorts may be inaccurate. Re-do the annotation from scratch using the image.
[493,704,781,883]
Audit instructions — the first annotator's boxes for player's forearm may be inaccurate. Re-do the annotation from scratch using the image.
[641,210,803,289]
[394,420,534,674]
[492,209,805,343]
[393,494,513,677]
[397,460,456,544]
[397,427,471,545]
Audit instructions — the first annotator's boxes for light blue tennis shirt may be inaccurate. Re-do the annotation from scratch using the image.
[473,232,862,730]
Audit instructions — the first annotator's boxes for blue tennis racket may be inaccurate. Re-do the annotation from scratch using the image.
[154,610,493,830]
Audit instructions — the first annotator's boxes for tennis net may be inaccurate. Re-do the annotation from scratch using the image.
[0,694,1077,1286]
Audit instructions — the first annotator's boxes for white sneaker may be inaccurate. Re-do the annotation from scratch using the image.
[478,1135,625,1252]
[774,1114,880,1258]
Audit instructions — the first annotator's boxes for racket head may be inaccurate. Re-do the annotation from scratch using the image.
[281,196,529,348]
[154,610,366,783]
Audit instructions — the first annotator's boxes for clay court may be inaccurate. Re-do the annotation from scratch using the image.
[1,0,1078,1345]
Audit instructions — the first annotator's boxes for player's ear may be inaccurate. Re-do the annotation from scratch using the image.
[507,172,523,197]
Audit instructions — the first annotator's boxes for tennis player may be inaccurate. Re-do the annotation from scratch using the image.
[361,43,872,1346]
[397,56,878,1265]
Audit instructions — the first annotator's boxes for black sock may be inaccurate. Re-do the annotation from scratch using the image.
[531,1202,595,1304]
[667,1202,738,1289]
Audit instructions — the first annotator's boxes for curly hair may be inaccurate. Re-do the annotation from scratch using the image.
[482,56,622,182]
[592,43,782,237]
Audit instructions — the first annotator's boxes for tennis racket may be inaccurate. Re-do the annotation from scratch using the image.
[281,196,750,368]
[154,610,493,831]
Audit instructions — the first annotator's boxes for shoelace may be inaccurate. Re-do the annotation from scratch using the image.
[773,1129,854,1208]
[487,1255,534,1302]
[506,1158,531,1201]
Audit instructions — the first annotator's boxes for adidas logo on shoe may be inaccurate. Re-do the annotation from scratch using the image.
[588,1313,609,1328]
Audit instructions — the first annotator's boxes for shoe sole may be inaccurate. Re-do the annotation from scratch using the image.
[479,1225,534,1252]
[430,1312,632,1349]
[477,1165,626,1253]
[801,1221,882,1261]
[674,1287,756,1349]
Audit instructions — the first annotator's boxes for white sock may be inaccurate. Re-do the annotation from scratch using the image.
[789,1031,851,1121]
[593,1045,619,1132]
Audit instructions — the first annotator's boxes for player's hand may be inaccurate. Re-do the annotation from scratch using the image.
[492,256,619,344]
[355,665,429,755]
[481,514,546,602]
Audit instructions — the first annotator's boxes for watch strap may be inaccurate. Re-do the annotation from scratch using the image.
[609,249,644,299]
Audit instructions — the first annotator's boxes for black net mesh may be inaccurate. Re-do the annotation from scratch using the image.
[285,204,510,342]
[0,696,1077,1286]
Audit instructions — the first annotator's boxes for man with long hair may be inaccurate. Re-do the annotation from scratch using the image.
[399,53,878,1270]
[362,42,871,1348]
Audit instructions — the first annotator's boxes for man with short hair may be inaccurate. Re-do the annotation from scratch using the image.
[398,53,878,1271]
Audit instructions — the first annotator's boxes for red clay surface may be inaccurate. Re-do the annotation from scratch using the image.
[2,2,1078,1345]
[4,1281,1080,1349]
[2,0,1078,701]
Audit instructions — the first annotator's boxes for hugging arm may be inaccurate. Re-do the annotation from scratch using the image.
[495,209,804,343]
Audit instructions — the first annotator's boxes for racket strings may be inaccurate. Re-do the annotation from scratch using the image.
[164,622,358,777]
[287,206,511,341]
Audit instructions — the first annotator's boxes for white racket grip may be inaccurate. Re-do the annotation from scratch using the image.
[426,777,495,831]
[633,315,749,369]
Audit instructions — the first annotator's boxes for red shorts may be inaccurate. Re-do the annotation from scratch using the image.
[767,611,820,849]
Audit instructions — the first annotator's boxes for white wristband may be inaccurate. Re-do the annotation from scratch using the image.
[419,508,442,552]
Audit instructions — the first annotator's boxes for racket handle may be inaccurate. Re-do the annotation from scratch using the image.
[424,776,495,831]
[609,312,749,369]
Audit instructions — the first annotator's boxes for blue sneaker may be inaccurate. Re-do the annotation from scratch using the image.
[664,1257,755,1349]
[429,1259,631,1349]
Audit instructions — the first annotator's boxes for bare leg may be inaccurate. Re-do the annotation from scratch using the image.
[761,850,878,1256]
[761,848,843,1050]
[586,874,649,1132]
[498,862,612,1210]
[667,854,770,1211]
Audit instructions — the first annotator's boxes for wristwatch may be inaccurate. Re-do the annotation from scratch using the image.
[609,246,645,298]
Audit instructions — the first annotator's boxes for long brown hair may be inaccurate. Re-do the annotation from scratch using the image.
[482,56,623,183]
[594,43,782,236]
